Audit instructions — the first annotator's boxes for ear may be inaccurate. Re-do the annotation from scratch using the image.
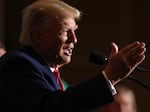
[30,29,41,46]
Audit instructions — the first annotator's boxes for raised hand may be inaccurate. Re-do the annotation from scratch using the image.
[104,41,146,85]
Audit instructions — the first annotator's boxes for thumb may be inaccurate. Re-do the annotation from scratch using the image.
[110,42,118,57]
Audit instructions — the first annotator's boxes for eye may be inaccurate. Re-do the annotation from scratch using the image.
[59,29,69,36]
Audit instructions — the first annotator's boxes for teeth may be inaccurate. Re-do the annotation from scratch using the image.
[64,47,73,56]
[63,45,74,56]
[68,48,72,51]
[66,47,73,52]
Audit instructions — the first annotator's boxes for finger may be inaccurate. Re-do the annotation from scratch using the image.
[123,46,146,68]
[129,51,146,68]
[119,41,141,55]
[124,42,145,58]
[110,42,118,57]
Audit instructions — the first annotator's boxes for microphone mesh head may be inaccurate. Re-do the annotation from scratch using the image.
[89,51,108,65]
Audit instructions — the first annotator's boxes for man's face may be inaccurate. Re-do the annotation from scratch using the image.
[0,48,6,57]
[118,93,135,112]
[99,92,135,112]
[38,18,78,67]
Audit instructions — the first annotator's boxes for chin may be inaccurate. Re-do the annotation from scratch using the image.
[63,57,71,64]
[57,57,70,66]
[65,59,71,64]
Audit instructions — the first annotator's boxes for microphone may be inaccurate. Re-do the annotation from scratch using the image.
[89,51,150,90]
[89,51,149,72]
[89,51,108,65]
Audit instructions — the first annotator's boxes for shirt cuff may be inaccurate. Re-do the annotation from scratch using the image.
[102,71,117,96]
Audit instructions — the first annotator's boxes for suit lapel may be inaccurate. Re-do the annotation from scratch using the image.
[20,46,61,90]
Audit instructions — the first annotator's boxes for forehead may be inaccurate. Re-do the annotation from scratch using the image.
[59,18,78,30]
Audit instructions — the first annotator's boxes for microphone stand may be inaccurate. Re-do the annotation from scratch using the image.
[130,66,150,90]
[128,76,150,90]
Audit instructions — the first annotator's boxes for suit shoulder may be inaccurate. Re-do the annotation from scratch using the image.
[0,50,37,68]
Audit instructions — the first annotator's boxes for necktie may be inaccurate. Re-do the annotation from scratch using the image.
[53,68,64,91]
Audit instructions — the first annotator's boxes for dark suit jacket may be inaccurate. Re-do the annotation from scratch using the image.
[0,46,114,112]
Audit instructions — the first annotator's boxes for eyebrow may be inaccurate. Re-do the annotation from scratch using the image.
[61,23,78,31]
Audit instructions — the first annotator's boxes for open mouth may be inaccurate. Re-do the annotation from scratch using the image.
[63,46,73,56]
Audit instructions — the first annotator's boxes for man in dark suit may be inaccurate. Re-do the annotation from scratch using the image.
[0,0,146,112]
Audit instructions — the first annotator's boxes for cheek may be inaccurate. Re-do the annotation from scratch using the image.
[57,38,67,52]
[39,37,58,55]
[41,32,66,54]
[41,33,59,48]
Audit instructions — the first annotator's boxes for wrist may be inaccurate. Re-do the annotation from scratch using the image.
[102,71,117,95]
[102,70,119,85]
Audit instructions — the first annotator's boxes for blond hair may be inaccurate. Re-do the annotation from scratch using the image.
[19,0,81,45]
[115,86,137,112]
[98,86,137,112]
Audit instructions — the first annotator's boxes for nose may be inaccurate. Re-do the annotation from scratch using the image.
[68,30,77,44]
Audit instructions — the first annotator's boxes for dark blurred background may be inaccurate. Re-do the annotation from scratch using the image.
[0,0,149,112]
